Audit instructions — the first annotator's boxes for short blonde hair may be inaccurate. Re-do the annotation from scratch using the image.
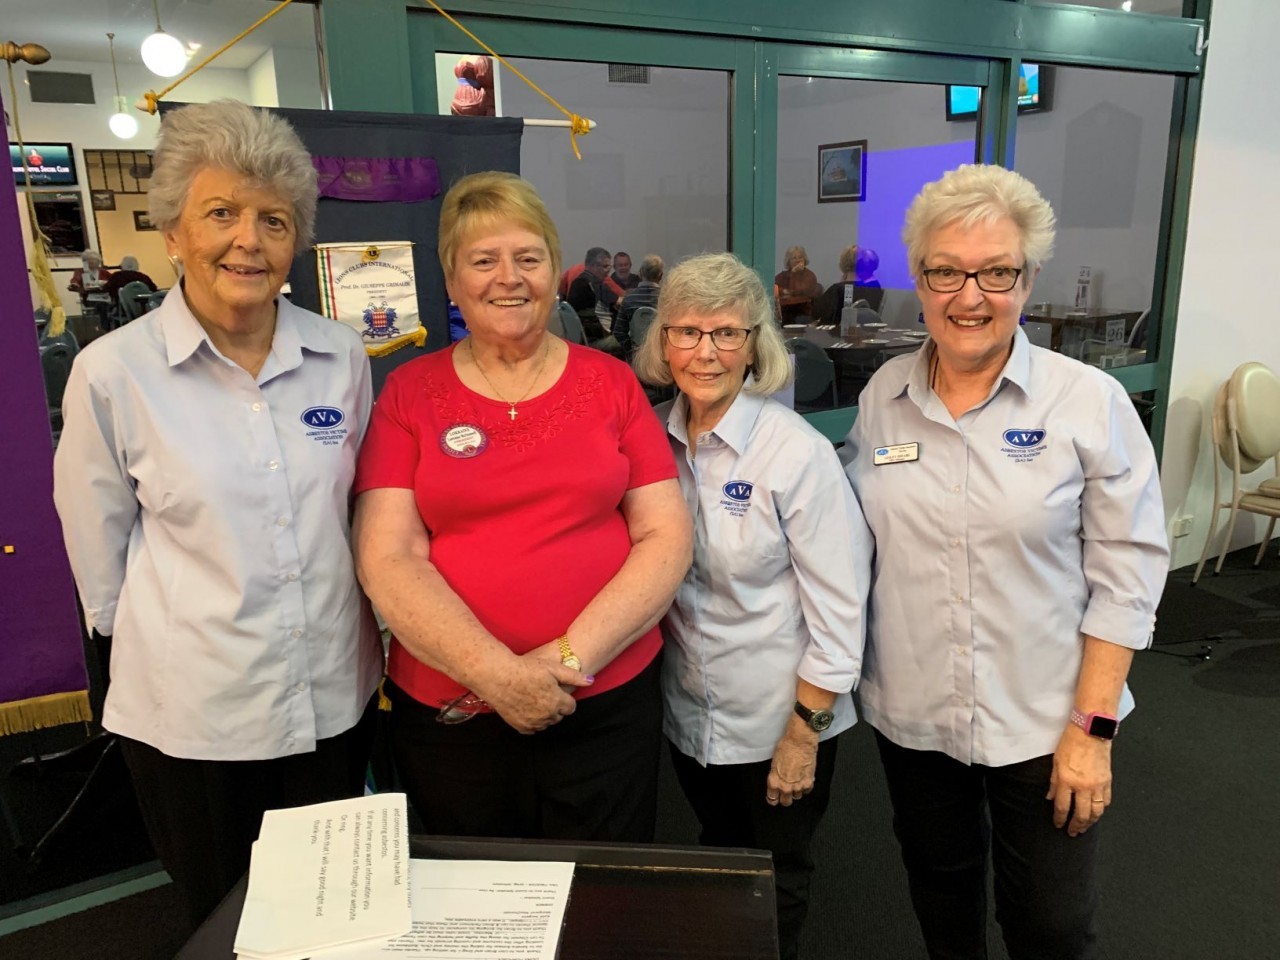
[633,252,792,396]
[783,245,808,270]
[438,171,561,281]
[837,244,859,276]
[903,164,1056,280]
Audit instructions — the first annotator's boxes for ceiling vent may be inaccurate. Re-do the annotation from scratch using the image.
[608,64,650,85]
[28,71,96,105]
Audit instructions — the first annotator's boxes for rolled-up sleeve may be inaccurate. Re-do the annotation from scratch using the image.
[53,361,140,636]
[1077,379,1170,649]
[781,436,873,692]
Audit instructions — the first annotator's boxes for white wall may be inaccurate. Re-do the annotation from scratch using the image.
[1162,0,1280,569]
[500,59,730,270]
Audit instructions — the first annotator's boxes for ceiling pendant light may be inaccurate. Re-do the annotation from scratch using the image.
[106,33,138,139]
[141,0,186,77]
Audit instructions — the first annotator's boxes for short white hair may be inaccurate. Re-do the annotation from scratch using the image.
[903,164,1056,278]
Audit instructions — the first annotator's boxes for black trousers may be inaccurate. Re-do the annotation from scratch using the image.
[669,735,840,960]
[386,654,662,842]
[875,731,1101,960]
[118,697,377,934]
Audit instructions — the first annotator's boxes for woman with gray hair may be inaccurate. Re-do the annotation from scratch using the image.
[53,99,381,932]
[844,164,1167,959]
[635,252,872,960]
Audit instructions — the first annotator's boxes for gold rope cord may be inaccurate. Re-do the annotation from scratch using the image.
[138,0,300,114]
[7,60,67,338]
[419,0,595,159]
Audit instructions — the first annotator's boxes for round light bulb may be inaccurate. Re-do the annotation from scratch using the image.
[141,29,186,77]
[110,111,139,139]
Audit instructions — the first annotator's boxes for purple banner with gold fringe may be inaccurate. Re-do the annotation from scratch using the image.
[0,86,90,735]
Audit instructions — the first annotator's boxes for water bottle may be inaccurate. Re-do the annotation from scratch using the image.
[839,283,856,337]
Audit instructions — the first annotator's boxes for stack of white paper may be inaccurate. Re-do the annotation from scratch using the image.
[320,858,576,960]
[234,793,412,960]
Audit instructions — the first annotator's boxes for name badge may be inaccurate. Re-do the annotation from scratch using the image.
[873,442,919,465]
[440,423,488,459]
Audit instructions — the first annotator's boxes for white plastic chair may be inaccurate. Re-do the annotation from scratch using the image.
[1192,362,1280,583]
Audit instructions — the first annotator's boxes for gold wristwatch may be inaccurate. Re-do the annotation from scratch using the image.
[556,633,582,671]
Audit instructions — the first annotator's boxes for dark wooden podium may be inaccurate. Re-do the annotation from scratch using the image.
[176,835,779,959]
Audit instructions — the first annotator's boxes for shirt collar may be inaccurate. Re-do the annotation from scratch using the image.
[891,327,1034,407]
[161,286,338,369]
[665,380,765,457]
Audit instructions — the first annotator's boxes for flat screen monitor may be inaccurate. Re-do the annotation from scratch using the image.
[31,192,87,254]
[946,64,1053,122]
[10,142,78,187]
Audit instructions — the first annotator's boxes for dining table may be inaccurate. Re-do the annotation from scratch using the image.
[1022,304,1144,353]
[783,321,928,403]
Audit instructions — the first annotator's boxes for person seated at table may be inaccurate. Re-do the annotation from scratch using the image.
[774,245,821,323]
[854,245,882,288]
[68,248,111,296]
[103,254,158,307]
[566,246,613,341]
[351,170,691,844]
[816,245,886,324]
[609,250,641,293]
[634,252,871,960]
[614,253,663,359]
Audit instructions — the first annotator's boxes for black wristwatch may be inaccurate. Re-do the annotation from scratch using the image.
[794,700,835,733]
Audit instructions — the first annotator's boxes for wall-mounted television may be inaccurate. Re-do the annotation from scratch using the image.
[945,64,1053,122]
[10,142,78,187]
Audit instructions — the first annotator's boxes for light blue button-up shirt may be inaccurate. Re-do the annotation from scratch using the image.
[844,331,1169,767]
[53,289,383,761]
[661,388,873,766]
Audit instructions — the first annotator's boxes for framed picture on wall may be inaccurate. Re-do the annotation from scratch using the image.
[133,210,157,231]
[90,189,115,211]
[818,139,867,203]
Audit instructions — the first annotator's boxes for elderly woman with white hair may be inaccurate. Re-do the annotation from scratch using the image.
[53,99,382,931]
[843,164,1168,959]
[634,252,872,960]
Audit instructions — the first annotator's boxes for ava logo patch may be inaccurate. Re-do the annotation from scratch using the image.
[1001,428,1046,462]
[301,405,349,446]
[720,480,754,517]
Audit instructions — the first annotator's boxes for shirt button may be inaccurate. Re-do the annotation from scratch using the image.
[952,593,964,603]
[287,572,299,582]
[950,538,961,547]
[295,682,307,693]
[951,484,961,493]
[251,402,263,412]
[277,517,289,527]
[291,628,303,639]
[956,646,967,656]
[268,459,280,470]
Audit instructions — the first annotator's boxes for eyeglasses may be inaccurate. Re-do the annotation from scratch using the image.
[436,690,489,724]
[920,265,1025,293]
[662,325,753,351]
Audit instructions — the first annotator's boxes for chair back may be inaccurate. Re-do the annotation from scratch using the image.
[1126,310,1150,350]
[557,300,586,345]
[786,337,836,405]
[855,306,882,327]
[41,342,74,413]
[1227,362,1280,466]
[630,306,658,354]
[546,302,566,338]
[853,284,885,312]
[119,281,153,320]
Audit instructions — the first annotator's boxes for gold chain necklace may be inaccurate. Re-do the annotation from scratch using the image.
[467,336,551,421]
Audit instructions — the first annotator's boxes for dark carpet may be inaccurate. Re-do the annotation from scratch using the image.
[3,546,1279,959]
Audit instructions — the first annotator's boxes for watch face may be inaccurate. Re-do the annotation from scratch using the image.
[1087,714,1118,739]
[810,710,835,732]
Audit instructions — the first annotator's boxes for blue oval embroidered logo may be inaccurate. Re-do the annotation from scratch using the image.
[722,481,754,502]
[1003,429,1046,448]
[301,406,345,429]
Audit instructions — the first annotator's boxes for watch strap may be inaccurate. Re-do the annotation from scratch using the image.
[556,633,581,671]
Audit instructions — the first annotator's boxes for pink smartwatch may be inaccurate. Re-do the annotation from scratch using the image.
[1070,708,1119,741]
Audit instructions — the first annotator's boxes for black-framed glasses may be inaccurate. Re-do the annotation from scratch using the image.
[662,325,754,351]
[920,265,1025,293]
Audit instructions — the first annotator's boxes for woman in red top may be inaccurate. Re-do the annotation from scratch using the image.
[353,171,691,841]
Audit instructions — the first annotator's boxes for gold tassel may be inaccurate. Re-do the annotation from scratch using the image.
[365,327,427,358]
[0,690,92,736]
[376,678,392,712]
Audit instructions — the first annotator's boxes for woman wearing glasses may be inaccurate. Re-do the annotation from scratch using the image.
[844,164,1168,959]
[634,252,872,960]
[352,172,690,843]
